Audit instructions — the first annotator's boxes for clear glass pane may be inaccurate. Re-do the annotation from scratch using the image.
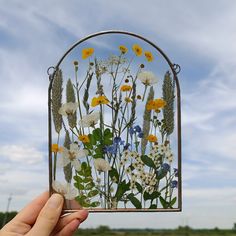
[49,32,180,211]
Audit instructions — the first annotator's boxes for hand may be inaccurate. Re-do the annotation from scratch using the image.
[0,192,88,236]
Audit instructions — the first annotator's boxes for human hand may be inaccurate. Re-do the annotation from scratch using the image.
[0,192,88,236]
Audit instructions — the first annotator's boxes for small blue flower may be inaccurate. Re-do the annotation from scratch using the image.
[134,125,142,133]
[113,136,121,144]
[129,127,135,136]
[173,168,178,177]
[120,140,125,145]
[138,131,144,138]
[104,144,117,155]
[170,180,178,188]
[123,143,130,150]
[162,163,170,172]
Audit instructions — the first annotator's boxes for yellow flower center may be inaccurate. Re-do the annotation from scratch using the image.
[147,135,158,142]
[79,135,90,143]
[68,151,76,160]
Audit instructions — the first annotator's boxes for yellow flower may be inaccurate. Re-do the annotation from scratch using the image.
[144,51,154,62]
[79,135,90,143]
[146,98,166,111]
[91,95,109,107]
[119,45,128,54]
[82,48,94,59]
[125,97,132,103]
[132,44,142,56]
[146,134,158,142]
[120,85,132,92]
[154,98,166,109]
[146,100,156,111]
[51,144,63,153]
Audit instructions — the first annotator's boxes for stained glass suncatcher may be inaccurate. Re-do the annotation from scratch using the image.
[48,31,181,213]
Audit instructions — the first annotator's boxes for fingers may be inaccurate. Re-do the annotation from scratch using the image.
[55,219,81,236]
[28,193,64,236]
[14,191,49,225]
[54,210,88,233]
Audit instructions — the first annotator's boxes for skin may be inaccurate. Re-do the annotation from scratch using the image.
[0,192,88,236]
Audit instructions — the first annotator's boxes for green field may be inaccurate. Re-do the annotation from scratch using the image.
[75,226,236,236]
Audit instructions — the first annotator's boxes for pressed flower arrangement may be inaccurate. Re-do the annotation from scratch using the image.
[48,31,181,212]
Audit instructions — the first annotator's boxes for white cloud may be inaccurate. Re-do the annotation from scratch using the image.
[0,145,44,164]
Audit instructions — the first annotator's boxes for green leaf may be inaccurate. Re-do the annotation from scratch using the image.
[95,146,103,155]
[88,133,96,145]
[73,176,83,183]
[144,191,160,201]
[104,128,112,138]
[115,180,130,201]
[93,128,102,141]
[75,195,87,205]
[127,193,142,209]
[170,197,177,207]
[149,204,157,209]
[135,182,143,193]
[141,155,156,168]
[159,196,168,208]
[104,138,113,146]
[85,182,95,190]
[83,177,92,183]
[109,167,119,181]
[88,190,99,197]
[84,167,92,177]
[156,169,167,180]
[74,183,84,190]
[81,162,88,170]
[90,201,100,207]
[93,153,103,159]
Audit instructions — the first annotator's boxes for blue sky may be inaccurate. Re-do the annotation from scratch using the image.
[0,0,236,229]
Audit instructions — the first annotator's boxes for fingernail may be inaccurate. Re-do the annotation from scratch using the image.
[47,194,63,209]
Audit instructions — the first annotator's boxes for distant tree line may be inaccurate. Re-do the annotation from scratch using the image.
[0,211,18,229]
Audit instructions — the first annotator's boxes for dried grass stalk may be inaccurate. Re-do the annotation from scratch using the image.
[66,79,77,128]
[162,71,175,136]
[83,73,93,114]
[141,86,154,155]
[63,131,72,183]
[52,69,63,133]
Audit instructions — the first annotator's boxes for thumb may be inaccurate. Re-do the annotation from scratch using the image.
[28,193,64,236]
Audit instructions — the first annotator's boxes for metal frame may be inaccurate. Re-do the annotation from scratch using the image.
[47,30,182,213]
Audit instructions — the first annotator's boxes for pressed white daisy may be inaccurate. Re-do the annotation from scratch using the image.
[145,186,154,194]
[52,180,78,200]
[158,144,168,155]
[125,167,132,174]
[166,152,174,163]
[58,102,78,116]
[79,111,100,128]
[94,158,111,172]
[57,143,88,171]
[137,71,158,86]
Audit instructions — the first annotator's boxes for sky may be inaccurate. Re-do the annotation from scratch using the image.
[0,0,236,229]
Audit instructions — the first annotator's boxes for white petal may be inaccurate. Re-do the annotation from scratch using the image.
[94,158,111,172]
[52,180,66,193]
[77,149,89,158]
[70,143,80,153]
[65,184,78,200]
[71,159,81,171]
[57,157,66,168]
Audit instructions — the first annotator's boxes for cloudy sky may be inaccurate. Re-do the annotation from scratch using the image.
[0,0,236,229]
